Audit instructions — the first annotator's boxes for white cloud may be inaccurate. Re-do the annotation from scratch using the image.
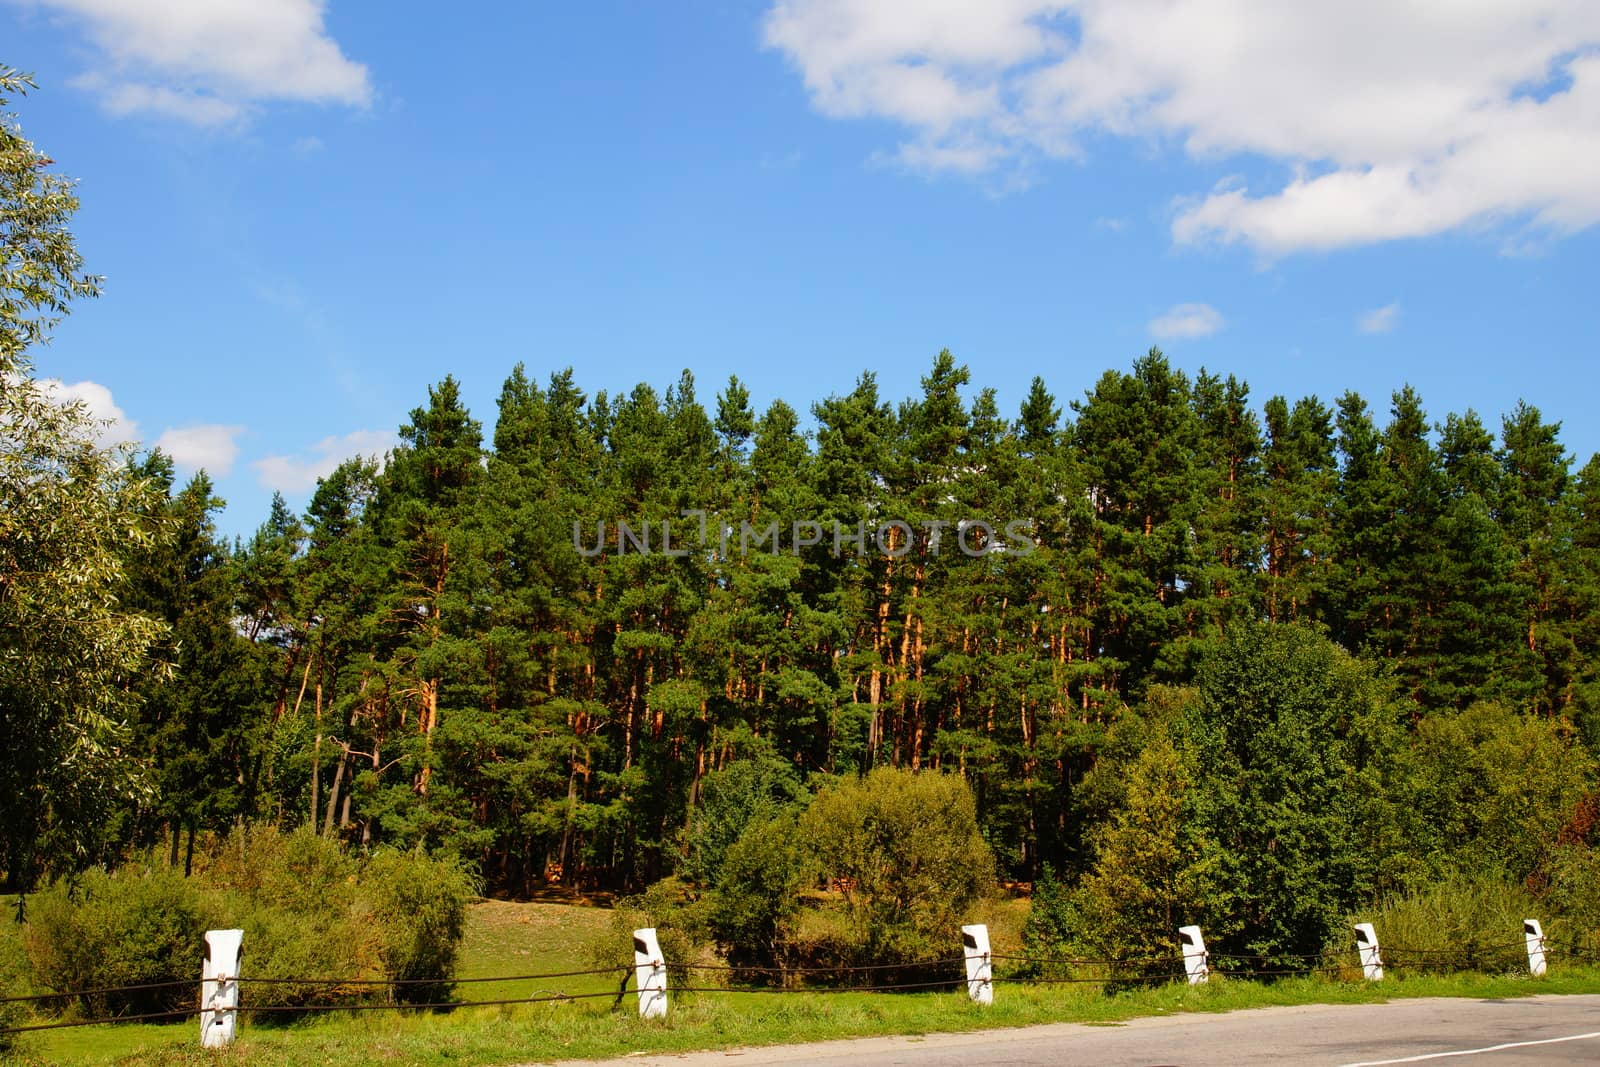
[21,0,370,124]
[763,2,1600,254]
[70,73,244,125]
[36,379,254,476]
[291,135,325,156]
[154,424,245,475]
[253,429,395,494]
[38,378,140,446]
[1358,302,1401,335]
[1149,302,1224,340]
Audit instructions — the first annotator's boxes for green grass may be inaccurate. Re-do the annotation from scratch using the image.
[14,968,1600,1066]
[7,899,1600,1067]
[455,898,615,1002]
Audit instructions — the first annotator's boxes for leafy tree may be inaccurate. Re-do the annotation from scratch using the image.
[683,749,803,889]
[1180,623,1405,963]
[0,68,99,375]
[0,69,166,888]
[1065,733,1231,971]
[798,768,995,963]
[1395,702,1594,882]
[707,809,807,970]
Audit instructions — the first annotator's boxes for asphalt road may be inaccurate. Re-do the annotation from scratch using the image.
[546,994,1600,1066]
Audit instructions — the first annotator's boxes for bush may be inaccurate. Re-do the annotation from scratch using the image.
[201,823,360,914]
[1537,844,1600,956]
[798,767,995,967]
[202,826,374,1011]
[708,811,806,970]
[683,751,803,889]
[1395,703,1595,884]
[1019,864,1075,962]
[17,826,477,1022]
[594,877,715,989]
[1059,736,1232,981]
[22,865,207,1018]
[360,849,476,1004]
[0,920,35,1055]
[229,900,374,1010]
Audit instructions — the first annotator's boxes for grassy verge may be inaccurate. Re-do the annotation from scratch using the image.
[9,898,1600,1066]
[11,967,1600,1067]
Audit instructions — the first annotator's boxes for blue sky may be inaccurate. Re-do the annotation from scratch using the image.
[7,1,1600,537]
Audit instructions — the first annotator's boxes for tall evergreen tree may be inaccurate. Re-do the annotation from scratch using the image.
[1261,394,1336,623]
[366,377,484,839]
[1498,402,1573,712]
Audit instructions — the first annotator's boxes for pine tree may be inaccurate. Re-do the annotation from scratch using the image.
[296,456,386,839]
[1070,349,1198,700]
[124,470,259,871]
[1329,390,1393,654]
[1422,411,1528,708]
[1180,370,1264,671]
[1498,402,1573,712]
[1261,394,1336,623]
[366,377,484,835]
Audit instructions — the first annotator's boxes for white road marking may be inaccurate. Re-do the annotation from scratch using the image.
[1339,1030,1600,1065]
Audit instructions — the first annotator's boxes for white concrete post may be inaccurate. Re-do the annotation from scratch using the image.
[1524,919,1547,977]
[1353,922,1384,980]
[961,923,993,1005]
[200,928,243,1049]
[1178,924,1209,985]
[632,927,667,1019]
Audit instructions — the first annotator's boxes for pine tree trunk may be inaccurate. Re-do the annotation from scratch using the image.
[310,681,323,826]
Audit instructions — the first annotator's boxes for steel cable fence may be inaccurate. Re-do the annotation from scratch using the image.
[2,938,1591,1035]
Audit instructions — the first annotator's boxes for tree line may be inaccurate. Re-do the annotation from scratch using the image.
[93,348,1600,896]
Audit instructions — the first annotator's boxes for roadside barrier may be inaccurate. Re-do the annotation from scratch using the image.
[0,919,1587,1041]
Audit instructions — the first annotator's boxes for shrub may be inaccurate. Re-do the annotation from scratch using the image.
[1060,736,1232,981]
[798,767,995,967]
[18,826,477,1022]
[683,751,803,889]
[594,877,715,989]
[228,900,374,1010]
[1019,864,1075,962]
[201,826,373,1011]
[360,849,476,1004]
[1537,844,1600,957]
[201,823,360,914]
[708,811,806,970]
[0,920,34,1055]
[22,865,207,1018]
[1395,703,1595,884]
